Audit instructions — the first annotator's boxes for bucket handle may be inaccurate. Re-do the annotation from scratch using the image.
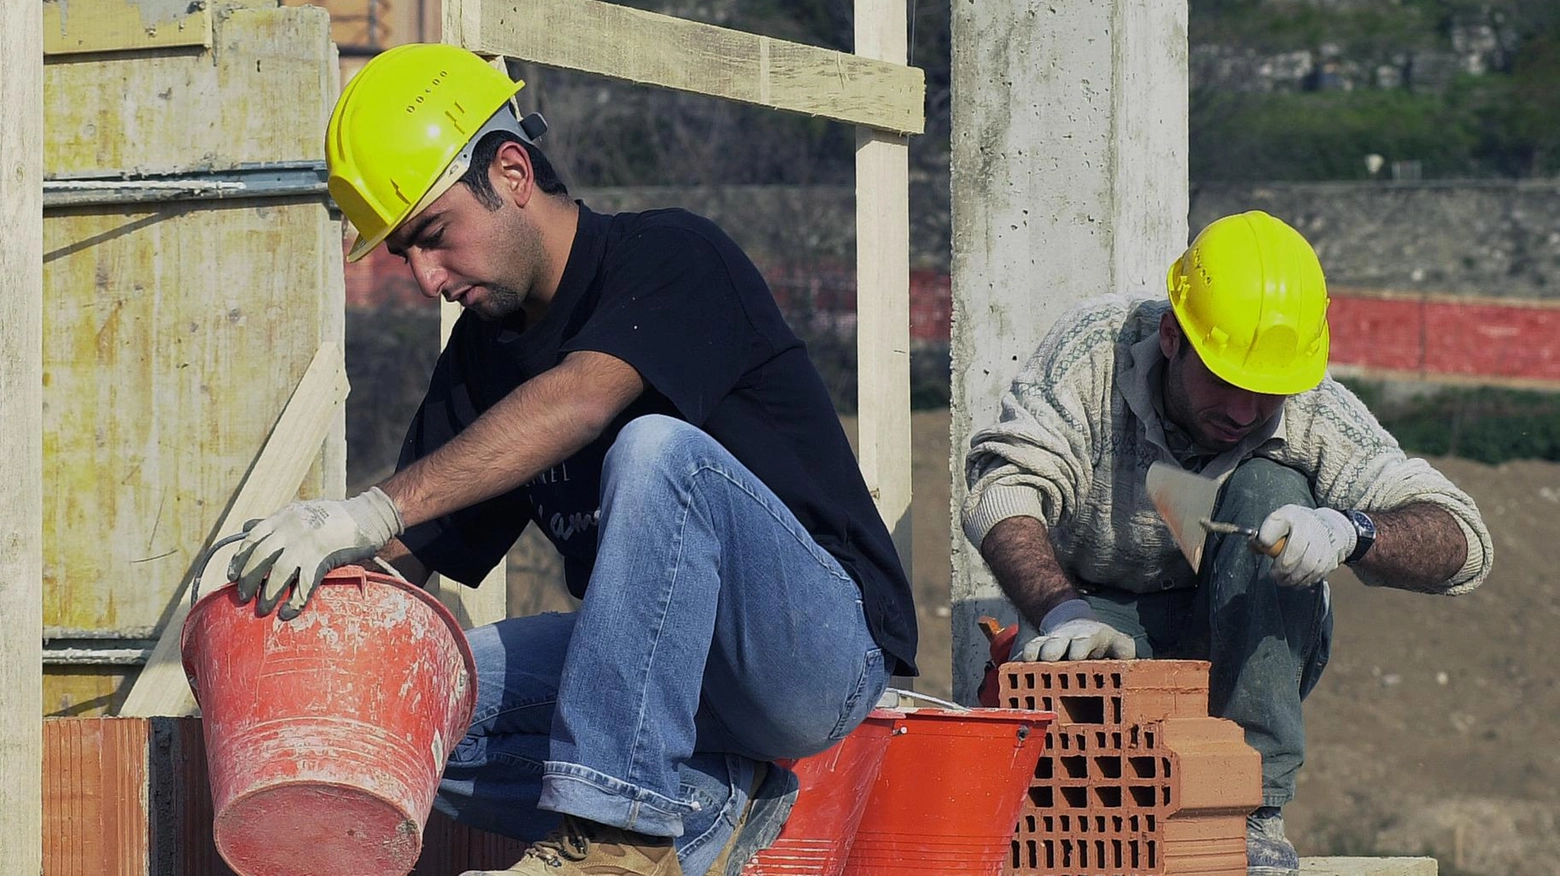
[190,532,249,607]
[876,688,971,712]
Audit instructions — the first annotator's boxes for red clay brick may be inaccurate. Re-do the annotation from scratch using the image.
[996,662,1259,876]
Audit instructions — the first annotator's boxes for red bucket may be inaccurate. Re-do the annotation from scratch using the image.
[842,708,1053,876]
[181,563,477,876]
[743,709,902,876]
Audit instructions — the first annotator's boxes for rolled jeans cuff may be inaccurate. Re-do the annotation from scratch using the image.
[540,761,700,837]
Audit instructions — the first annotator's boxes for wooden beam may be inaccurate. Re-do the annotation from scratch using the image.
[450,0,925,136]
[0,0,44,865]
[854,0,913,577]
[119,344,349,717]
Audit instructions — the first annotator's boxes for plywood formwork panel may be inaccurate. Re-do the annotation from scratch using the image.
[41,3,345,649]
[45,1,336,176]
[43,202,344,636]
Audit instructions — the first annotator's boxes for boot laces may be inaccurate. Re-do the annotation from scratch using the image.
[524,817,592,866]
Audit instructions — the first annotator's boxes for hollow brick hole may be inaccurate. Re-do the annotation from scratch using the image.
[1130,756,1156,778]
[1094,756,1122,779]
[1094,785,1122,808]
[1057,695,1105,724]
[1030,785,1053,808]
[1129,785,1156,808]
[1060,755,1087,779]
[1061,786,1088,808]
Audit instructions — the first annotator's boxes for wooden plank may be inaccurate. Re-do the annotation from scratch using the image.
[1,0,43,864]
[43,0,212,56]
[119,344,349,717]
[854,0,913,577]
[453,0,925,136]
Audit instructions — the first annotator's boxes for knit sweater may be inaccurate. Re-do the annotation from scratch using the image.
[962,295,1493,596]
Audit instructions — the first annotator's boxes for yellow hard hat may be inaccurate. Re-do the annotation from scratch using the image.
[327,43,531,262]
[1166,210,1330,395]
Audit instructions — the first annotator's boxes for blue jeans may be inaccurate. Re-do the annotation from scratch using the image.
[434,415,890,873]
[1083,458,1332,808]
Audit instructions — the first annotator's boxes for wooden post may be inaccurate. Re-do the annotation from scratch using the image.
[854,0,913,575]
[0,0,44,866]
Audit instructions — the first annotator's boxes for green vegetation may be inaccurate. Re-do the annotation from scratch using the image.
[1190,0,1560,180]
[1342,379,1560,464]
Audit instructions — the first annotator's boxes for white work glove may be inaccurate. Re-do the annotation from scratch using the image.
[229,487,405,620]
[1018,599,1137,662]
[1256,504,1356,589]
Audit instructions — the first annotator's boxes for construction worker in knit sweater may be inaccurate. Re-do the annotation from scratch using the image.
[961,211,1493,876]
[225,44,916,876]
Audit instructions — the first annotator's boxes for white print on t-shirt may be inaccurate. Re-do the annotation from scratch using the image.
[546,507,599,542]
[527,462,571,487]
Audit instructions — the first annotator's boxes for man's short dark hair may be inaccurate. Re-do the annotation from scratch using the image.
[458,131,569,209]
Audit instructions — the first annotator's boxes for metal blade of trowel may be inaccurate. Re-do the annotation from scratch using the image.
[1145,461,1222,572]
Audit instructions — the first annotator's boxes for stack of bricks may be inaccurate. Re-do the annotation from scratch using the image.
[993,660,1260,876]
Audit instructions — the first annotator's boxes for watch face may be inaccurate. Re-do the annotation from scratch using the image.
[1348,509,1377,540]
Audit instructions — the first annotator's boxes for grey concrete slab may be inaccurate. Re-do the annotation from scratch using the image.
[1302,857,1438,876]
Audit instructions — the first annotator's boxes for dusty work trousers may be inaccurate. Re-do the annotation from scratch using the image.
[432,415,890,875]
[1082,458,1333,808]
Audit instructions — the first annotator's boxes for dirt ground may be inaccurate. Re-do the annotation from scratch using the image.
[898,410,1559,876]
[493,409,1557,875]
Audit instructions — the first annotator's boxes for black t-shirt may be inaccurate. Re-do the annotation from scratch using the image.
[396,203,917,676]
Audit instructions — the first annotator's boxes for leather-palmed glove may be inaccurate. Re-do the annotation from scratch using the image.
[1255,504,1356,589]
[1018,598,1137,662]
[228,487,405,620]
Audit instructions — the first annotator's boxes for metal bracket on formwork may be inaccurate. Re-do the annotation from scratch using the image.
[43,160,330,210]
[44,630,158,665]
[43,641,157,665]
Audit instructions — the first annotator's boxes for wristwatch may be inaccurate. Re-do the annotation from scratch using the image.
[1342,509,1376,564]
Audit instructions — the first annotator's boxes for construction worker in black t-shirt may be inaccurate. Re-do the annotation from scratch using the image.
[227,43,917,876]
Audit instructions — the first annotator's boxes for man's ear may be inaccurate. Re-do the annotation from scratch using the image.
[1158,311,1182,360]
[491,139,535,206]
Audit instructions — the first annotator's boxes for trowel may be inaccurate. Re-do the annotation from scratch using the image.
[1146,462,1286,572]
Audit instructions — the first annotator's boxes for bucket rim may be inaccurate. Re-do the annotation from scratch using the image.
[181,564,478,724]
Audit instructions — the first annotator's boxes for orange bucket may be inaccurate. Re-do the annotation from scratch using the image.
[743,709,902,876]
[181,559,477,876]
[842,707,1053,876]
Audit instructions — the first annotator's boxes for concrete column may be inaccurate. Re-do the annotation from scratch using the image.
[949,0,1188,703]
[0,0,43,865]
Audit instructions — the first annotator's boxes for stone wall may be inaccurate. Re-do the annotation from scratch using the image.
[1191,180,1560,300]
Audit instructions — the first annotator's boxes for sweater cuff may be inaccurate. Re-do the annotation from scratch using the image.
[963,483,1052,550]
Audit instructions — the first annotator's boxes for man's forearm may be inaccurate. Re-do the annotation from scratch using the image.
[1356,502,1468,590]
[382,351,642,529]
[979,515,1082,626]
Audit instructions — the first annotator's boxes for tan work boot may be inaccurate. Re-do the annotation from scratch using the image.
[460,815,682,876]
